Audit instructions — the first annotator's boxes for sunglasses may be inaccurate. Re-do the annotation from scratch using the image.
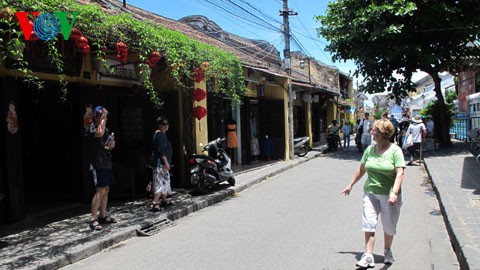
[161,122,169,125]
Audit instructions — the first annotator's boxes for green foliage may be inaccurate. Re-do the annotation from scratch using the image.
[420,89,457,129]
[0,0,244,106]
[317,0,480,98]
[317,0,480,146]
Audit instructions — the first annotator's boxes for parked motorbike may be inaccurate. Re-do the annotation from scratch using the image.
[294,136,310,157]
[326,132,340,151]
[188,137,236,194]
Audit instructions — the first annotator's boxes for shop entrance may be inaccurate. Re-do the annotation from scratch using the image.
[20,83,81,212]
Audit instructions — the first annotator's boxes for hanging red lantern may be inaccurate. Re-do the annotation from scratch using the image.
[191,88,206,102]
[79,44,91,56]
[116,41,128,64]
[75,36,89,48]
[69,27,83,41]
[193,67,204,82]
[192,106,207,120]
[147,51,161,68]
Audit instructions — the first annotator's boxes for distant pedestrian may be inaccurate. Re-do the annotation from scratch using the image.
[354,119,363,152]
[361,113,373,150]
[341,122,352,149]
[405,116,426,165]
[341,119,406,268]
[397,116,410,149]
[150,116,174,211]
[86,106,117,231]
[389,115,399,143]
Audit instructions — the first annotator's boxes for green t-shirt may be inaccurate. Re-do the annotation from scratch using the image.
[361,144,406,195]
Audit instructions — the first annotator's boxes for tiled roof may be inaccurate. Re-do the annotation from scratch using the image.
[78,0,288,78]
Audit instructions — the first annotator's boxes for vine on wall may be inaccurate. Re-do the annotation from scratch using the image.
[0,0,245,107]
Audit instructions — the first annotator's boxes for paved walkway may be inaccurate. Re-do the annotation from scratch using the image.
[423,141,480,269]
[0,141,479,269]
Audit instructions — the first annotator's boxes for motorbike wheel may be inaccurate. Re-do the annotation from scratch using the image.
[297,145,308,157]
[197,176,211,194]
[227,177,236,186]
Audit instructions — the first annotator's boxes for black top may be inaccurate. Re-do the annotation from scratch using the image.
[152,131,172,167]
[86,126,113,170]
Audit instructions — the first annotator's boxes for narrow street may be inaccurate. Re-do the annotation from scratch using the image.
[62,148,448,270]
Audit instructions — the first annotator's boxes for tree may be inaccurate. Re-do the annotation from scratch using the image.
[317,0,480,146]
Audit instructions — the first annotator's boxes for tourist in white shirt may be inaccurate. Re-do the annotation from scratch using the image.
[361,113,373,149]
[405,116,427,165]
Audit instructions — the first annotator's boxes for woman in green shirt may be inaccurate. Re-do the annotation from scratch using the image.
[342,119,406,268]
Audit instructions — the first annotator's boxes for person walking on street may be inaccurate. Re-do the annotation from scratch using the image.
[389,115,399,143]
[361,113,373,150]
[150,116,174,211]
[341,121,352,149]
[354,119,363,152]
[86,106,117,231]
[341,119,406,268]
[405,116,427,165]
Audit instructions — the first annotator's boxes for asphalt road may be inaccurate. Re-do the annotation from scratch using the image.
[62,149,449,270]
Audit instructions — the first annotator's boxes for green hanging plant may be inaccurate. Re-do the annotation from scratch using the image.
[0,0,245,107]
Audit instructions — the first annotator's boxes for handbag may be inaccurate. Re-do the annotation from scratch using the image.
[403,134,413,149]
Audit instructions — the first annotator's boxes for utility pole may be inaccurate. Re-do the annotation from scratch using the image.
[280,0,297,160]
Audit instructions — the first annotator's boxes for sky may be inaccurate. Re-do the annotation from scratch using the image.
[124,0,357,76]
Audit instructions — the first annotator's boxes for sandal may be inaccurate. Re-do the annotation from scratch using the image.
[98,216,117,224]
[160,200,175,207]
[89,220,103,231]
[150,203,161,212]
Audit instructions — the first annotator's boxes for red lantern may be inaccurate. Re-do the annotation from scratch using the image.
[193,67,204,82]
[191,88,206,102]
[116,41,128,64]
[192,106,207,120]
[69,28,83,41]
[75,36,89,48]
[79,44,91,56]
[147,51,161,68]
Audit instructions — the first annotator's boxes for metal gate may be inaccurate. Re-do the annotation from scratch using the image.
[450,115,480,142]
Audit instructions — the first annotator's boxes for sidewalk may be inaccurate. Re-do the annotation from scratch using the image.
[423,141,480,270]
[0,148,326,270]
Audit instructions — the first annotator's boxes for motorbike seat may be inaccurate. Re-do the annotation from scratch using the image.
[191,154,211,160]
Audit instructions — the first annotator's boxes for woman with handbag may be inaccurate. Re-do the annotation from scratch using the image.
[341,119,406,268]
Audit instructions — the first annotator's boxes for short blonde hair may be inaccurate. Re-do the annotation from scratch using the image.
[374,119,395,139]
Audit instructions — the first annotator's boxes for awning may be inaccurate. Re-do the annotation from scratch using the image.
[243,64,289,79]
[336,97,351,107]
[467,92,480,102]
[291,81,314,89]
[291,81,339,96]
